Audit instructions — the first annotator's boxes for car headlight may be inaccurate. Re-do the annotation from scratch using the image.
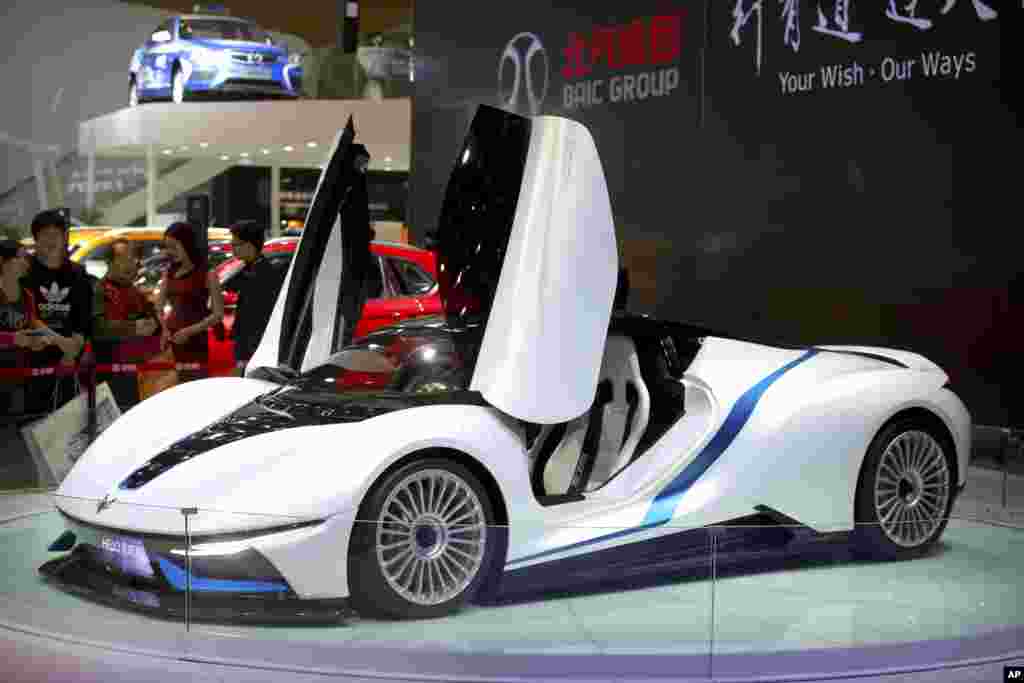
[190,47,220,68]
[288,53,303,66]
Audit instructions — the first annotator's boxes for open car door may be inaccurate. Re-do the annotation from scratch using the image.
[436,106,619,424]
[246,117,373,377]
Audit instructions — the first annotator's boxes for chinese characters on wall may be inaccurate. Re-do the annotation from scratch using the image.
[731,0,999,77]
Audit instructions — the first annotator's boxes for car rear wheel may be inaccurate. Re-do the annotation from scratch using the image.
[347,457,498,619]
[172,67,187,104]
[853,419,954,560]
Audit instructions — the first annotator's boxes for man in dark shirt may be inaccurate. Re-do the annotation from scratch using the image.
[23,209,93,412]
[93,240,161,409]
[228,221,285,373]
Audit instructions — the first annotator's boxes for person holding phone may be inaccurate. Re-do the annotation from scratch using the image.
[0,240,56,417]
[23,209,93,413]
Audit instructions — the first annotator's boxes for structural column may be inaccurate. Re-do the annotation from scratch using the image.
[85,128,96,213]
[146,144,157,226]
[270,164,282,237]
[33,158,48,212]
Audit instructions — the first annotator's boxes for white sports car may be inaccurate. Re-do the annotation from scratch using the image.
[42,106,971,622]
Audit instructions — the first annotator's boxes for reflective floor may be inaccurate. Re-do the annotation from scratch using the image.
[2,502,1022,663]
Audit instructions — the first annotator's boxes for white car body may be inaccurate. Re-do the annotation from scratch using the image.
[49,107,971,616]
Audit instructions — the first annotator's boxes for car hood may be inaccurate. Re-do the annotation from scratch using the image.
[54,377,487,534]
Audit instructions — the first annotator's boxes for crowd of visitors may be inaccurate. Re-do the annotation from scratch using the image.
[1,211,277,490]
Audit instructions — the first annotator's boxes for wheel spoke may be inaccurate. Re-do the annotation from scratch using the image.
[383,546,414,569]
[433,478,452,515]
[379,538,412,552]
[430,559,447,595]
[424,476,435,515]
[391,496,417,524]
[445,544,479,563]
[395,554,416,590]
[881,460,902,482]
[437,554,458,585]
[880,500,901,526]
[917,495,940,516]
[448,509,481,527]
[439,488,468,521]
[448,536,482,547]
[423,556,434,598]
[382,511,412,528]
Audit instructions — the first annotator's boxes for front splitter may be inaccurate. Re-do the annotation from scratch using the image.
[39,549,357,626]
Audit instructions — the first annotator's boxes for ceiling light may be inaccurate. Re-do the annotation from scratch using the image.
[240,152,249,157]
[262,148,271,155]
[283,145,294,152]
[162,149,173,155]
[384,156,392,163]
[199,142,209,148]
[219,155,230,161]
[306,141,318,148]
[179,146,189,152]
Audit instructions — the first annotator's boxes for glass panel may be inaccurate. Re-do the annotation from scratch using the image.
[3,496,189,647]
[709,517,1024,678]
[436,106,532,325]
[388,257,435,296]
[179,512,714,679]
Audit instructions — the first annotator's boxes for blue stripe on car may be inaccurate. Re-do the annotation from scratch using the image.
[157,557,289,593]
[506,349,818,567]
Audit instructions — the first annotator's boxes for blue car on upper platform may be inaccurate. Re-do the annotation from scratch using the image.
[129,14,303,106]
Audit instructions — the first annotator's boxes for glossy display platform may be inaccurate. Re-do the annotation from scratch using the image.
[1,490,1021,683]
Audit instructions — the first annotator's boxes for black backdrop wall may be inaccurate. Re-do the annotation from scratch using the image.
[410,0,1019,427]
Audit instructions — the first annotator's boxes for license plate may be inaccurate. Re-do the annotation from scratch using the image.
[112,586,160,608]
[98,535,154,579]
[237,65,271,79]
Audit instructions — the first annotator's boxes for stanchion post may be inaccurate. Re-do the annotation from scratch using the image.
[181,506,198,631]
[84,351,97,445]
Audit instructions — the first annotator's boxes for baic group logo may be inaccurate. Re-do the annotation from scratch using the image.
[498,32,550,116]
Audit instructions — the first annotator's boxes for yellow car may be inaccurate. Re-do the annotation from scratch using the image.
[71,226,231,279]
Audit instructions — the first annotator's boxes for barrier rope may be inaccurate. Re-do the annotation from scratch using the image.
[0,360,239,378]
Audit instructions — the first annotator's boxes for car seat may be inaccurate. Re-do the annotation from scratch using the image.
[530,334,651,496]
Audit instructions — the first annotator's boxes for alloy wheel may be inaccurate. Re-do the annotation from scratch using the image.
[375,468,488,606]
[873,430,951,548]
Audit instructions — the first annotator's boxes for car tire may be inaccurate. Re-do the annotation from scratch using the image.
[129,79,140,107]
[852,417,955,561]
[347,457,499,619]
[171,67,187,104]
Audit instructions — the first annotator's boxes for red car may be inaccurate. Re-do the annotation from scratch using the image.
[207,237,442,375]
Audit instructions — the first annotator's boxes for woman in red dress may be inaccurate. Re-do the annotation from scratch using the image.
[157,222,224,383]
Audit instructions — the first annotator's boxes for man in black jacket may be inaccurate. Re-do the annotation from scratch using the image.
[228,221,286,374]
[23,209,94,413]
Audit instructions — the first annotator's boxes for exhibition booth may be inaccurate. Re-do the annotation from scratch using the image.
[1,1,1021,682]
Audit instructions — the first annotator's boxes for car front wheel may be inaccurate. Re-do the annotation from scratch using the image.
[853,419,955,560]
[347,457,498,619]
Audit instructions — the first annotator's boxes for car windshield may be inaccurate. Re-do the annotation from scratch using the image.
[181,19,271,43]
[295,322,482,396]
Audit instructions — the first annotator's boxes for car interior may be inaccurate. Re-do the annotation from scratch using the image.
[527,326,702,503]
[524,272,707,505]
